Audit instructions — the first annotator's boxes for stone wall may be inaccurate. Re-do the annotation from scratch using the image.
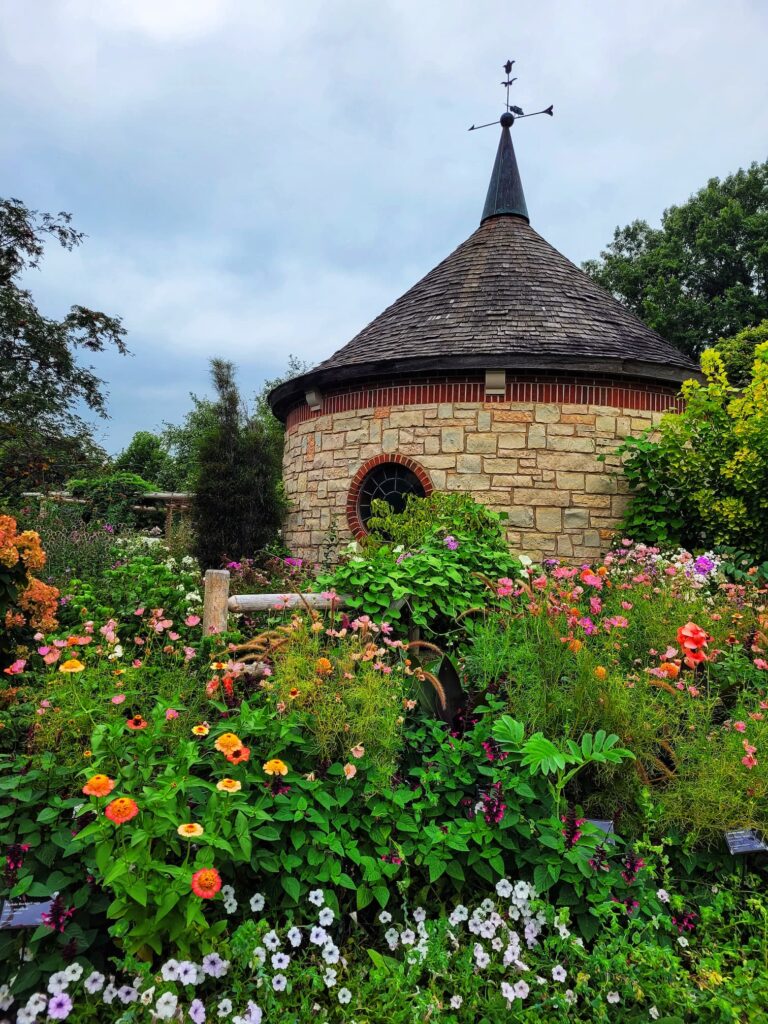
[281,388,673,565]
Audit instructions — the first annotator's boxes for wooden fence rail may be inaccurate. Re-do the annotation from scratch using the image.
[202,568,350,635]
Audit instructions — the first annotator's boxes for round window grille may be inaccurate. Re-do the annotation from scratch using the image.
[356,463,427,528]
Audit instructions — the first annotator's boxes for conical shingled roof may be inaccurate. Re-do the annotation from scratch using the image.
[269,122,698,421]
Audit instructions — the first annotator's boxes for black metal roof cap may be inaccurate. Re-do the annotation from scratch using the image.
[268,126,700,422]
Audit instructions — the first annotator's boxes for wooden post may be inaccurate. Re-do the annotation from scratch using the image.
[203,569,230,635]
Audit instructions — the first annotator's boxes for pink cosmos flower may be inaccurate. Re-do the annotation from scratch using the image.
[165,709,179,720]
[184,615,201,627]
[111,694,126,705]
[43,650,61,665]
[4,659,26,676]
[733,721,747,733]
[38,646,51,656]
[132,659,142,668]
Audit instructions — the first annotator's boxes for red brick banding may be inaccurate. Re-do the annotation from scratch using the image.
[285,375,684,431]
[346,454,434,539]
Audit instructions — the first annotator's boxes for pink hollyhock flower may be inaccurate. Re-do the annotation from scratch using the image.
[111,694,126,705]
[184,615,201,627]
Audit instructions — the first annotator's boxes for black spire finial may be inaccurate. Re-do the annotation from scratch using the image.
[468,59,553,224]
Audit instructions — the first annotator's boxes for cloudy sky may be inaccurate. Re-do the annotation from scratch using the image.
[2,0,767,452]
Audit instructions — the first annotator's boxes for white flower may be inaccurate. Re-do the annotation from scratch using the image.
[496,878,513,899]
[252,946,266,964]
[310,926,328,946]
[323,969,338,988]
[514,980,530,999]
[607,991,620,1004]
[451,904,468,922]
[450,996,463,1009]
[160,960,179,982]
[224,899,238,915]
[338,988,352,1005]
[308,889,325,907]
[217,998,233,1018]
[140,986,156,1006]
[481,898,495,913]
[25,994,47,1014]
[287,927,302,948]
[272,974,287,992]
[84,971,105,994]
[63,964,83,983]
[103,983,117,1004]
[656,888,670,903]
[378,911,392,925]
[0,986,12,1013]
[649,1008,660,1021]
[412,906,426,923]
[155,992,179,1020]
[491,936,504,952]
[250,893,265,913]
[513,881,530,901]
[202,953,229,979]
[474,949,490,969]
[322,944,340,965]
[400,928,416,946]
[17,1011,35,1024]
[318,907,335,927]
[47,973,68,995]
[552,965,567,983]
[271,953,290,970]
[118,985,138,1004]
[678,936,689,948]
[384,928,399,949]
[501,981,515,1003]
[177,961,199,985]
[564,989,577,1006]
[263,931,281,952]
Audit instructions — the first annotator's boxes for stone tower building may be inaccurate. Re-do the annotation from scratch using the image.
[268,114,697,564]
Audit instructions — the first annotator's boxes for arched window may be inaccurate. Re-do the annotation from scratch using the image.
[346,455,433,538]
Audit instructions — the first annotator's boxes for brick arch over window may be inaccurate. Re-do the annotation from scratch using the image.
[346,454,434,539]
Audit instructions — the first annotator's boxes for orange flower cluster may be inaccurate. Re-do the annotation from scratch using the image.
[0,516,58,635]
[82,775,115,797]
[104,797,139,824]
[315,657,333,677]
[191,867,221,898]
[0,516,46,571]
[677,622,710,668]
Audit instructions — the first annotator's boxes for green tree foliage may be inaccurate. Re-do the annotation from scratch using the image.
[0,198,127,490]
[583,161,768,357]
[615,343,768,560]
[192,360,286,568]
[113,431,175,489]
[713,319,768,390]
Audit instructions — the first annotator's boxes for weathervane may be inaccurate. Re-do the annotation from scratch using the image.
[468,59,553,131]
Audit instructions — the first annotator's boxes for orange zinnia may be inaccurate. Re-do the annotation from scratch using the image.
[59,658,85,674]
[210,661,228,671]
[226,745,250,765]
[125,714,148,730]
[568,639,583,654]
[263,758,288,776]
[104,797,139,824]
[191,867,221,899]
[315,657,333,677]
[288,687,300,700]
[192,723,210,736]
[216,778,242,793]
[594,666,607,681]
[214,732,242,755]
[177,823,204,838]
[82,774,115,797]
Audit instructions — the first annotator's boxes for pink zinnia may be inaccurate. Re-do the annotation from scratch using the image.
[733,721,746,733]
[111,694,126,705]
[185,615,201,627]
[165,709,179,720]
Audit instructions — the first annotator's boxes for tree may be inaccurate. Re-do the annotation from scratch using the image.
[192,360,286,568]
[713,320,768,390]
[0,198,127,489]
[583,161,768,357]
[614,343,768,561]
[113,431,174,489]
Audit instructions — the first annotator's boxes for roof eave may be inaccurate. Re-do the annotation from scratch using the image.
[267,353,701,422]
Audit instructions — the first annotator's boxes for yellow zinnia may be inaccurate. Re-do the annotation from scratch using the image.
[59,658,85,674]
[263,758,288,776]
[214,732,242,755]
[177,823,204,838]
[216,778,242,793]
[191,724,210,736]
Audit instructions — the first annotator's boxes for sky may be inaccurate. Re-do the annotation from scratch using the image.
[2,0,767,453]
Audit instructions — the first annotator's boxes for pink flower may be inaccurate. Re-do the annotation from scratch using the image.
[111,694,126,705]
[742,753,758,769]
[168,631,180,641]
[665,566,677,576]
[183,646,196,662]
[496,577,515,597]
[33,632,44,641]
[184,615,201,627]
[165,709,179,720]
[733,721,746,733]
[589,597,602,615]
[134,608,144,616]
[38,646,51,656]
[43,650,61,665]
[754,659,768,671]
[350,744,365,758]
[532,575,548,590]
[621,601,633,611]
[4,659,26,676]
[343,763,357,780]
[132,659,142,668]
[53,639,67,649]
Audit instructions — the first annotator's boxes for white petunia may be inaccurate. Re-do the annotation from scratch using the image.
[271,953,290,971]
[323,969,337,989]
[47,972,68,995]
[514,980,530,999]
[84,971,105,994]
[450,995,462,1009]
[309,926,328,946]
[63,964,83,983]
[552,965,567,983]
[337,988,352,1005]
[250,893,265,913]
[271,974,287,992]
[318,907,334,927]
[378,911,392,925]
[287,927,302,948]
[308,889,325,907]
[140,986,156,1006]
[656,888,670,903]
[155,992,179,1020]
[501,981,515,1003]
[263,931,281,952]
[607,991,620,1004]
[177,962,199,985]
[412,907,426,923]
[252,946,266,965]
[217,998,233,1018]
[160,960,179,982]
[495,878,513,899]
[322,944,340,965]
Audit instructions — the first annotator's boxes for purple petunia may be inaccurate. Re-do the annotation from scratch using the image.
[189,998,206,1023]
[47,993,73,1020]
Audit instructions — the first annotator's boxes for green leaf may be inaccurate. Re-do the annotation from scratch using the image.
[280,875,300,903]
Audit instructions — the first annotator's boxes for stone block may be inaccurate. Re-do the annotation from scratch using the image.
[429,469,446,488]
[585,474,617,494]
[456,453,482,473]
[561,413,596,425]
[513,487,571,508]
[564,507,589,529]
[483,457,519,474]
[506,506,534,528]
[424,435,440,455]
[399,442,425,456]
[477,411,491,430]
[382,429,399,452]
[438,403,454,419]
[498,432,527,450]
[422,455,458,470]
[527,424,547,448]
[446,473,491,491]
[556,471,585,489]
[595,415,617,433]
[547,423,575,436]
[494,409,533,422]
[374,405,391,419]
[547,436,596,454]
[467,433,498,453]
[441,427,464,452]
[557,534,574,556]
[536,507,562,532]
[535,404,561,423]
[389,410,424,427]
[583,530,601,549]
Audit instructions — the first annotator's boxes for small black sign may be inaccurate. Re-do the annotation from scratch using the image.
[0,899,53,930]
[725,829,768,855]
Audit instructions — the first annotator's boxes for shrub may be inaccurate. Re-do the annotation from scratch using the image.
[68,471,155,529]
[0,514,58,669]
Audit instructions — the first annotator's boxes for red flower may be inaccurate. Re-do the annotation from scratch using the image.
[191,867,222,899]
[104,797,139,824]
[125,715,148,731]
[226,745,250,765]
[676,622,709,668]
